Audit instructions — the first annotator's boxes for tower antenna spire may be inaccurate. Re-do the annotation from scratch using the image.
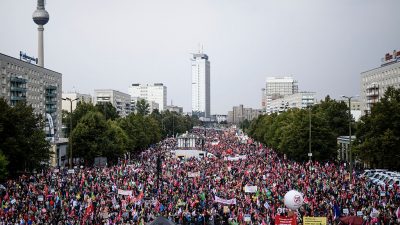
[32,0,49,67]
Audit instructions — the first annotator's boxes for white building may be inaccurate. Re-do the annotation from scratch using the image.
[262,77,298,113]
[62,92,92,112]
[191,52,210,118]
[165,105,183,114]
[267,92,315,114]
[93,89,131,117]
[128,83,167,111]
[360,50,400,115]
[0,53,62,140]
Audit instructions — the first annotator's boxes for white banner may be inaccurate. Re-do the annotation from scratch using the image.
[118,189,133,196]
[245,186,258,193]
[214,196,237,205]
[188,171,200,178]
[224,155,247,161]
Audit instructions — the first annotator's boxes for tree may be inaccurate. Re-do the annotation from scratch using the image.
[71,111,127,165]
[0,99,50,175]
[95,102,119,120]
[136,99,150,116]
[355,87,400,169]
[0,152,9,180]
[63,102,96,137]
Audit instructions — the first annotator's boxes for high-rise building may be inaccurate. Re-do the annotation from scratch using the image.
[0,53,62,139]
[191,52,210,118]
[262,77,298,113]
[93,89,131,117]
[360,50,400,115]
[61,92,92,112]
[128,83,167,111]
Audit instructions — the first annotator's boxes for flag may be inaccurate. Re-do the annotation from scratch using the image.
[333,204,341,220]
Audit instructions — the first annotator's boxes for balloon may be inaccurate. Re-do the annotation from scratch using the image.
[284,190,304,210]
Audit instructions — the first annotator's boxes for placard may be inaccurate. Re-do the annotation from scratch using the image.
[357,211,363,216]
[38,195,44,202]
[188,171,200,178]
[303,217,326,225]
[343,208,349,214]
[118,189,133,196]
[275,215,297,225]
[244,186,258,193]
[380,191,386,197]
[68,169,75,174]
[244,214,251,222]
[53,169,59,173]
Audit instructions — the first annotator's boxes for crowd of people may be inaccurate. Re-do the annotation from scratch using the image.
[0,127,399,224]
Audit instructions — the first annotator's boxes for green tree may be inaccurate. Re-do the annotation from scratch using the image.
[95,102,119,120]
[63,102,96,137]
[0,99,50,175]
[136,99,150,116]
[0,152,9,180]
[71,111,127,165]
[355,87,400,169]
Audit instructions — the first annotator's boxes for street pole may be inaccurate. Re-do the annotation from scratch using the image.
[348,97,353,181]
[309,106,312,162]
[62,97,79,169]
[341,95,356,181]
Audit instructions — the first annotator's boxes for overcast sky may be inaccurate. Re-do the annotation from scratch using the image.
[1,1,399,114]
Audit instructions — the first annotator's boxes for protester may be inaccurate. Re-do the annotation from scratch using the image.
[0,128,398,225]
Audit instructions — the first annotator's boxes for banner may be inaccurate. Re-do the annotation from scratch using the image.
[244,186,258,193]
[224,155,247,161]
[118,189,133,196]
[275,215,296,225]
[303,217,327,225]
[214,196,237,205]
[188,171,200,178]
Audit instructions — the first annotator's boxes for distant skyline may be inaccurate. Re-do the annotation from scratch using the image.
[1,1,399,114]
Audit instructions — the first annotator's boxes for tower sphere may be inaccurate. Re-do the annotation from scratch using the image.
[33,9,49,25]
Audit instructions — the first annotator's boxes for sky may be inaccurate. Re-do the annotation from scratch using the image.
[1,1,399,114]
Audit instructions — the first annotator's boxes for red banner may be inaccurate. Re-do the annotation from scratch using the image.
[275,215,297,225]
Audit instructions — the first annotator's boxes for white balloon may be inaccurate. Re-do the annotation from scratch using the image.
[284,190,304,210]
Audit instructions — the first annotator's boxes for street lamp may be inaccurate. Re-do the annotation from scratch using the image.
[62,97,79,169]
[341,95,358,180]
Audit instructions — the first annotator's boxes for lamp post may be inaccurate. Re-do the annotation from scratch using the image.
[62,97,79,169]
[308,106,312,162]
[341,95,357,180]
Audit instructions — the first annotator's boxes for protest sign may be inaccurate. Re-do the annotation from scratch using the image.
[68,169,75,174]
[214,196,237,205]
[244,214,251,222]
[244,186,258,193]
[275,215,297,225]
[188,171,200,178]
[303,217,327,225]
[118,189,133,196]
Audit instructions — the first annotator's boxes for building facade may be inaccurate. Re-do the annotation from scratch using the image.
[262,77,298,113]
[128,83,167,111]
[165,105,183,114]
[191,53,210,118]
[62,92,92,112]
[0,53,62,139]
[93,89,131,117]
[267,92,315,114]
[360,50,400,115]
[227,105,262,124]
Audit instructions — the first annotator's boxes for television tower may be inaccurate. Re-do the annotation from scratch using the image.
[32,0,49,67]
